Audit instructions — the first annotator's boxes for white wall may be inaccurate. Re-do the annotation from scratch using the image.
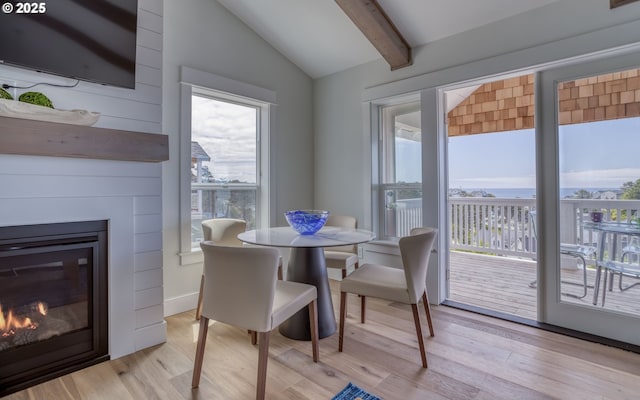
[313,0,640,224]
[0,0,166,357]
[162,0,314,309]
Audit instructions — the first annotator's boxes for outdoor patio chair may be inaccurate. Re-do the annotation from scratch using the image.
[338,228,437,368]
[620,239,640,290]
[600,260,640,306]
[323,214,359,279]
[604,239,640,297]
[622,241,640,263]
[193,243,318,400]
[528,211,596,299]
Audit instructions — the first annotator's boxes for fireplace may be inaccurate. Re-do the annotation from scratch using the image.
[0,220,109,396]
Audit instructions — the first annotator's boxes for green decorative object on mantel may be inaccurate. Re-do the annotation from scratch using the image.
[0,88,13,100]
[18,91,54,108]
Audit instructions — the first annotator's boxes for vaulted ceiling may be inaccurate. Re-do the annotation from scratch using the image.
[216,0,562,78]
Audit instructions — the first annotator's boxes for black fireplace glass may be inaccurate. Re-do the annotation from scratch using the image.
[0,220,108,396]
[0,245,91,352]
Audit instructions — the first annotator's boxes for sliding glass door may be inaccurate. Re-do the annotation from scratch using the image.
[444,76,538,320]
[538,52,640,344]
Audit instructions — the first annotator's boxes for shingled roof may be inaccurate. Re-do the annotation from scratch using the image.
[191,141,210,161]
[448,69,640,136]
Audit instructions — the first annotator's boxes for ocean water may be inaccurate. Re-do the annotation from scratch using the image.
[454,188,618,199]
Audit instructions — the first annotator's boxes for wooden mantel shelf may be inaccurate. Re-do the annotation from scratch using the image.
[0,116,169,162]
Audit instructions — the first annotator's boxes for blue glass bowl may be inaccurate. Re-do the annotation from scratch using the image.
[285,210,329,235]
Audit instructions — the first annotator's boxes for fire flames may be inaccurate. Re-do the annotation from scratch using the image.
[0,302,48,337]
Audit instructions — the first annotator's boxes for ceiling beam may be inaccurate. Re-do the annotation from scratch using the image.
[335,0,412,70]
[610,0,640,8]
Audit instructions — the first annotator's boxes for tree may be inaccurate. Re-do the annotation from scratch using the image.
[621,179,640,200]
[574,189,592,199]
[398,188,421,200]
[200,166,213,183]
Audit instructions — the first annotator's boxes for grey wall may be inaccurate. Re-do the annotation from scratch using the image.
[314,67,369,223]
[313,0,640,227]
[162,0,314,305]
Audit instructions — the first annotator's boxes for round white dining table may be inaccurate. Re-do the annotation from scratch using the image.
[238,226,375,340]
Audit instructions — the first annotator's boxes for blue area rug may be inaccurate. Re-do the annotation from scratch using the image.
[332,382,382,400]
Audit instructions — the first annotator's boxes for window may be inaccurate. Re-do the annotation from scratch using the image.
[375,99,422,239]
[179,67,275,265]
[190,94,258,246]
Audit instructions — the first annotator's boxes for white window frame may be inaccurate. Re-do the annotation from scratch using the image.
[371,95,422,240]
[178,66,276,265]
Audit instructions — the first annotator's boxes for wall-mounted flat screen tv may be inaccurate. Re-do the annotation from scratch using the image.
[0,0,138,89]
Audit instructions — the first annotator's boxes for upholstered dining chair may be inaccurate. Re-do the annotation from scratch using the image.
[193,243,319,400]
[198,218,284,320]
[196,218,247,320]
[338,228,437,368]
[323,215,359,279]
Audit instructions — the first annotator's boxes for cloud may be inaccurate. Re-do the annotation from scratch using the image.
[560,168,640,188]
[451,175,536,188]
[191,96,257,183]
[450,168,640,189]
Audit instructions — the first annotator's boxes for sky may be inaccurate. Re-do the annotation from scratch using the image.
[447,117,640,190]
[191,95,257,183]
[192,93,640,190]
[396,138,422,183]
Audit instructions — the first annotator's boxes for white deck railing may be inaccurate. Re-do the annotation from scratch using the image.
[190,184,257,244]
[449,198,536,258]
[560,199,640,250]
[392,198,640,260]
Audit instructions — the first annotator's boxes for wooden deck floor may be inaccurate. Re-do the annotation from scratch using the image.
[449,251,640,320]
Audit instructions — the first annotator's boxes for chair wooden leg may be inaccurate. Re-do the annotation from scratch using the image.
[411,303,428,368]
[308,300,319,362]
[250,330,257,345]
[342,262,358,279]
[422,291,434,337]
[339,291,347,352]
[192,317,210,388]
[360,295,366,323]
[195,274,205,320]
[256,331,270,400]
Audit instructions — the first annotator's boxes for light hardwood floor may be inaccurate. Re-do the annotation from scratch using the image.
[5,280,640,400]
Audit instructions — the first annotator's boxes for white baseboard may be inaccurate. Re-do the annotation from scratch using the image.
[164,292,199,317]
[134,321,167,352]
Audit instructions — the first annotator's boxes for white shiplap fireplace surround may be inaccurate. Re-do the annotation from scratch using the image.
[0,122,168,360]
